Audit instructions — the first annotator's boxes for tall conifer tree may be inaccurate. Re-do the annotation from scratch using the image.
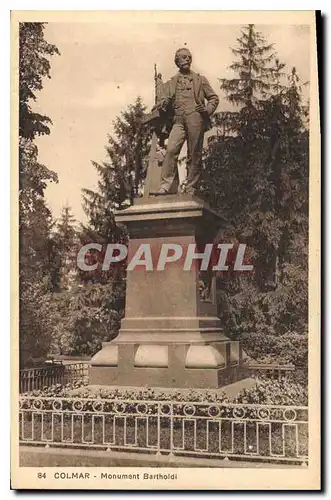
[80,97,151,284]
[201,25,309,363]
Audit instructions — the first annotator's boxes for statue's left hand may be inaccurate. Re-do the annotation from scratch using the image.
[195,103,208,114]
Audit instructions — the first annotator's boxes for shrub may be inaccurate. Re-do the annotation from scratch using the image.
[234,377,307,406]
[240,331,308,367]
[47,281,125,357]
[22,377,307,406]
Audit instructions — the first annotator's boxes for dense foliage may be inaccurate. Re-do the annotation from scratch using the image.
[19,22,60,140]
[48,281,125,356]
[24,376,308,406]
[19,23,59,367]
[200,25,308,367]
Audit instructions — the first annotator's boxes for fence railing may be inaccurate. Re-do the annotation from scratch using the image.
[19,396,308,465]
[19,364,89,393]
[248,363,295,380]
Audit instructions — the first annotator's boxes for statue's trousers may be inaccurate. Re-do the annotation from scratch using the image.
[160,111,204,194]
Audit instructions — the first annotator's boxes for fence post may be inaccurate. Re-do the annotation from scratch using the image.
[20,362,90,393]
[156,402,161,456]
[169,402,174,457]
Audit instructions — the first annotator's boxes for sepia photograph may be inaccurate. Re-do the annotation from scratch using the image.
[11,10,320,490]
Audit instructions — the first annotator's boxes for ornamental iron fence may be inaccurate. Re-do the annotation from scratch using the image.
[19,363,89,393]
[19,396,308,465]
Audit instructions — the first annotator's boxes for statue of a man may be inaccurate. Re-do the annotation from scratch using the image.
[153,48,219,196]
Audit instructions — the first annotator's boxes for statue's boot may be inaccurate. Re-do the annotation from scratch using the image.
[149,188,169,196]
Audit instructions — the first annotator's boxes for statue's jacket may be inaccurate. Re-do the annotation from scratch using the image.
[159,71,219,131]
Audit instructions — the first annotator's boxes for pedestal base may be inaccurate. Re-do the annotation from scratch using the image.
[90,195,250,390]
[89,340,249,389]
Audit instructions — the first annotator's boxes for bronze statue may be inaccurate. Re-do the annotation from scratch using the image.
[150,48,219,196]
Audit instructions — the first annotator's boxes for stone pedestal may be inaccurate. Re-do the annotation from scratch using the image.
[90,195,248,389]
